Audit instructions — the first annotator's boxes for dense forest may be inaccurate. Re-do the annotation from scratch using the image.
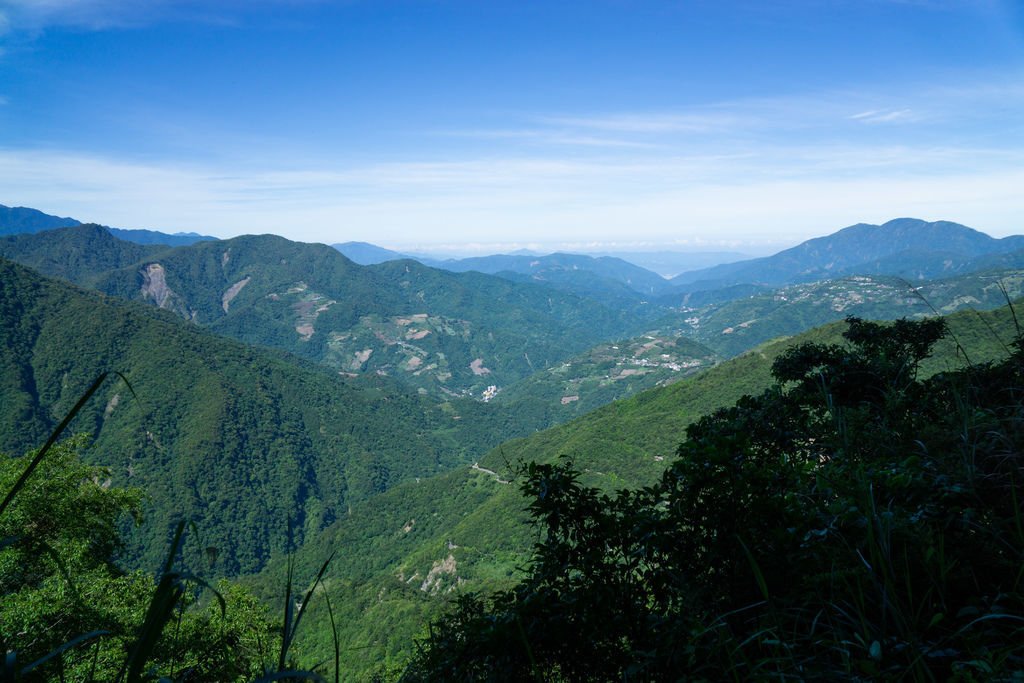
[4,313,1023,679]
[3,216,1024,679]
[406,316,1024,679]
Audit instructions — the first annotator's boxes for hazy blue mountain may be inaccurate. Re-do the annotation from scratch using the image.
[108,227,217,246]
[593,250,753,278]
[0,204,81,234]
[491,267,665,312]
[430,252,674,297]
[336,245,678,302]
[670,218,1024,290]
[0,203,216,246]
[333,241,412,264]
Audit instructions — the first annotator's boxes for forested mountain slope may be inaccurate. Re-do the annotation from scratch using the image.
[405,316,1024,680]
[669,218,1024,291]
[3,226,660,398]
[0,223,170,285]
[0,258,552,575]
[492,329,719,420]
[279,301,1023,677]
[678,269,1024,357]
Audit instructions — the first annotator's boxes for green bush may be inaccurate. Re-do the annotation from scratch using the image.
[406,317,1024,680]
[1,436,284,681]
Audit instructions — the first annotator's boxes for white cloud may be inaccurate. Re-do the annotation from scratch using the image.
[537,112,751,134]
[438,128,660,149]
[0,0,317,32]
[0,0,158,31]
[2,141,1021,249]
[448,75,1024,158]
[850,108,916,124]
[1,72,1021,248]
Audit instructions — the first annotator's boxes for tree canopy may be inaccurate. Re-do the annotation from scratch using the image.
[406,316,1024,681]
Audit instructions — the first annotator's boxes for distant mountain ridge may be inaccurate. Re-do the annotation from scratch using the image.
[333,241,412,265]
[0,203,216,246]
[669,218,1024,292]
[427,252,674,297]
[590,250,754,278]
[0,204,81,233]
[336,242,676,298]
[2,225,658,399]
[334,241,753,279]
[0,224,170,285]
[107,227,216,246]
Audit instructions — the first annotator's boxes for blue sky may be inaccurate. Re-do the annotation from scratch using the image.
[1,0,1022,253]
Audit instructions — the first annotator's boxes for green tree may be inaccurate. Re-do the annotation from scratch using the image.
[1,436,281,681]
[406,317,1024,680]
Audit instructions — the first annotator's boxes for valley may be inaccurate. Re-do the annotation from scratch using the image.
[3,207,1024,679]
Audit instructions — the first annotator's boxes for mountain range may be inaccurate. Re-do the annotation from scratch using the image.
[667,217,1024,293]
[336,242,679,302]
[3,224,661,399]
[0,203,216,246]
[417,252,675,297]
[0,256,565,574]
[5,204,1024,678]
[334,241,752,279]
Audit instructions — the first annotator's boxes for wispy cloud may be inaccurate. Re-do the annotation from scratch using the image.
[0,0,167,32]
[0,0,316,33]
[849,108,916,123]
[438,128,660,149]
[447,73,1024,156]
[537,112,752,134]
[3,135,1021,247]
[2,71,1021,246]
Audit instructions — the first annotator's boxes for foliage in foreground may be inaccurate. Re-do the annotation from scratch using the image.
[406,317,1024,680]
[0,374,335,683]
[0,436,289,681]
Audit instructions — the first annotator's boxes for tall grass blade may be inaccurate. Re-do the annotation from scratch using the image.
[514,615,542,682]
[278,557,296,672]
[119,520,188,683]
[737,536,770,602]
[323,592,340,683]
[996,280,1021,338]
[0,373,109,518]
[251,671,327,682]
[18,631,110,677]
[281,551,336,671]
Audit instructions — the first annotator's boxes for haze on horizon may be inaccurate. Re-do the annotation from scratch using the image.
[0,0,1022,251]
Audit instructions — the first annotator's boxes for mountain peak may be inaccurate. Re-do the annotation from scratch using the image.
[670,217,1023,290]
